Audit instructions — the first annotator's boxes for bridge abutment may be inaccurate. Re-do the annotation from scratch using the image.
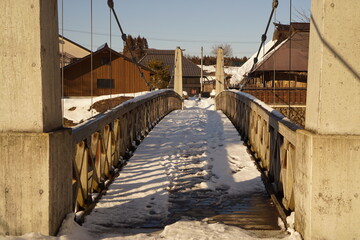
[295,131,360,240]
[0,0,73,236]
[294,0,360,239]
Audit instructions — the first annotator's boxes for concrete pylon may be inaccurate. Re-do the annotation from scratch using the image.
[294,1,360,239]
[174,47,183,97]
[215,47,225,96]
[0,0,72,236]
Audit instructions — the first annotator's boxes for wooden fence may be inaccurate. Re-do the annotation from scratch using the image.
[242,88,307,105]
[71,90,183,211]
[215,90,302,211]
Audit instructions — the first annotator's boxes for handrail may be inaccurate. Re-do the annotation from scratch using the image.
[71,89,182,211]
[215,90,301,210]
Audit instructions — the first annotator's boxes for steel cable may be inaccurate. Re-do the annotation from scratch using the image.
[107,0,150,87]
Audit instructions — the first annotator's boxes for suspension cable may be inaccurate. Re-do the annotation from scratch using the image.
[90,0,94,116]
[273,3,277,103]
[251,0,278,72]
[288,0,292,112]
[107,0,150,88]
[61,0,64,125]
[240,0,278,90]
[109,7,113,108]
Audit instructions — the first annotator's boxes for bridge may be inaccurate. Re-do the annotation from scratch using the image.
[1,1,360,240]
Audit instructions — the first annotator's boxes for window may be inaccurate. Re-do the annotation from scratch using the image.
[70,58,80,64]
[97,79,114,89]
[101,57,110,65]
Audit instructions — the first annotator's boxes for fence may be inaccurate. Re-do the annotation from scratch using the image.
[71,90,183,211]
[242,88,307,105]
[215,90,302,210]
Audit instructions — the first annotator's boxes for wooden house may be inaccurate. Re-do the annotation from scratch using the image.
[139,49,206,96]
[63,44,153,96]
[243,22,310,105]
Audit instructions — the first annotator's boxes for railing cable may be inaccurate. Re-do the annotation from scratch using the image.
[107,0,150,88]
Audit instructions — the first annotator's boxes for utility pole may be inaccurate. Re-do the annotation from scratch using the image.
[200,46,204,96]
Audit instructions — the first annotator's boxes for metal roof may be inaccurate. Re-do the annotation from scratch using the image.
[252,31,309,72]
[139,49,207,77]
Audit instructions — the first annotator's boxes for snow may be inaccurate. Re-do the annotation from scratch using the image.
[200,40,277,86]
[1,97,301,240]
[63,91,149,124]
[232,40,277,85]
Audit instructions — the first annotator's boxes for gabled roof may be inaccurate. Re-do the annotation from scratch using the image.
[252,31,309,72]
[63,43,154,74]
[139,49,207,77]
[59,34,91,58]
[274,22,310,33]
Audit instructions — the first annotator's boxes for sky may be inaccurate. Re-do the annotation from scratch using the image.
[58,0,311,58]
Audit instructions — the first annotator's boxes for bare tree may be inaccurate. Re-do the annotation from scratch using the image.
[294,8,310,22]
[211,43,233,57]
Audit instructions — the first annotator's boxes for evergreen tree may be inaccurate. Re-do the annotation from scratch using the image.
[146,59,171,89]
[123,34,148,61]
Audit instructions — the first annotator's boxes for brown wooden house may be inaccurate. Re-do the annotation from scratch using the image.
[63,44,153,96]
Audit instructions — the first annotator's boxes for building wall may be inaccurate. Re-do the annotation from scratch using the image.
[169,77,201,96]
[64,53,150,96]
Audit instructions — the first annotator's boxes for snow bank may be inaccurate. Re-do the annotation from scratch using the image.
[199,40,277,86]
[63,91,149,124]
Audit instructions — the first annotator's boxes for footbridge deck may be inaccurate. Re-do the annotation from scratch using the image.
[77,96,285,239]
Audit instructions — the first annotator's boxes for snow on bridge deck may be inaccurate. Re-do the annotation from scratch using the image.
[70,98,297,240]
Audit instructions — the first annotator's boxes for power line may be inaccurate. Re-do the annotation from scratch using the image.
[59,28,258,44]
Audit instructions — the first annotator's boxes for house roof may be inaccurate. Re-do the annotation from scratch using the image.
[59,35,91,58]
[139,49,207,77]
[252,31,309,72]
[274,22,310,33]
[63,43,155,74]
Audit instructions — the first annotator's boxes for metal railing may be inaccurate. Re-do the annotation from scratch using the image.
[71,90,183,211]
[215,90,302,210]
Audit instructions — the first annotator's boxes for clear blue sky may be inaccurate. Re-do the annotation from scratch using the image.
[59,0,311,57]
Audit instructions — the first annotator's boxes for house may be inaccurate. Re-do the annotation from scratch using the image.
[139,49,206,96]
[63,43,153,96]
[242,22,310,105]
[59,35,91,66]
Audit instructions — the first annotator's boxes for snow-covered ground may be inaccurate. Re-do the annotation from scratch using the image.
[1,97,300,240]
[63,91,149,124]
